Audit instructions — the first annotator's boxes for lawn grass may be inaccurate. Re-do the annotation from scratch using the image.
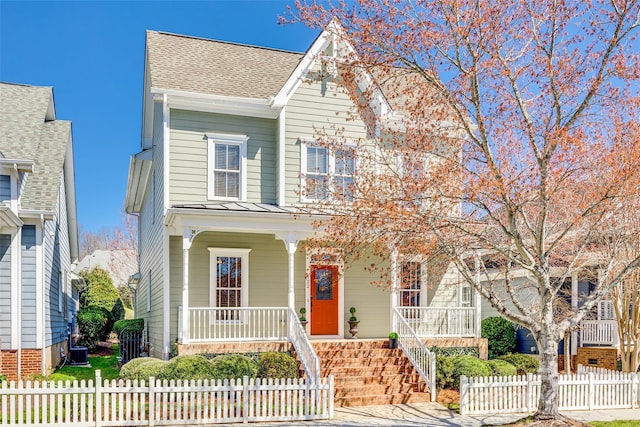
[54,343,120,381]
[590,422,640,427]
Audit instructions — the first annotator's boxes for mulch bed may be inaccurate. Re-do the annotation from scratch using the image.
[88,342,116,357]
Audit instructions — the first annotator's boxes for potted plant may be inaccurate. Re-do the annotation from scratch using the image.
[388,332,399,349]
[347,307,359,338]
[299,307,308,329]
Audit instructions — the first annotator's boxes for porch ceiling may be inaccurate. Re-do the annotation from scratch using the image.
[165,204,323,236]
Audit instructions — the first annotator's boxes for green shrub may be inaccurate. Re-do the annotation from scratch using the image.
[257,352,300,379]
[113,318,145,335]
[452,355,492,388]
[79,267,125,335]
[487,359,517,377]
[76,306,110,350]
[435,355,456,389]
[0,374,7,382]
[430,346,479,358]
[119,357,166,381]
[498,353,540,375]
[481,317,516,359]
[210,354,258,380]
[158,355,217,381]
[47,373,77,382]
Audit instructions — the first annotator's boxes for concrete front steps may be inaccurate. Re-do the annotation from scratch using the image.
[312,339,431,407]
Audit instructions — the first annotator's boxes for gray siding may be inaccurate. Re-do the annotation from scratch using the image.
[0,175,10,201]
[0,234,11,349]
[169,110,278,205]
[21,225,36,348]
[137,100,167,358]
[284,73,369,205]
[44,173,72,347]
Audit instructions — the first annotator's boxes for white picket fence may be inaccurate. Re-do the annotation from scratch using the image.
[0,370,334,426]
[460,370,640,415]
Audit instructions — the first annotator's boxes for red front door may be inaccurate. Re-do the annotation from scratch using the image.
[310,265,339,335]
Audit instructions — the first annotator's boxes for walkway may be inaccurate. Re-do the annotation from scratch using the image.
[232,402,640,426]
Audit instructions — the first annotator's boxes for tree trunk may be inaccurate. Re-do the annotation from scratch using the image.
[536,331,560,419]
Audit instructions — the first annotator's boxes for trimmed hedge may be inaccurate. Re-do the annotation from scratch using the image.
[114,318,145,335]
[76,306,110,351]
[487,359,517,376]
[257,352,300,379]
[430,346,479,358]
[210,354,258,380]
[159,355,217,381]
[498,353,539,375]
[119,357,166,381]
[452,355,492,388]
[481,317,517,359]
[435,355,456,390]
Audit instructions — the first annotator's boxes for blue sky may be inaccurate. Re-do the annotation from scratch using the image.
[0,1,318,233]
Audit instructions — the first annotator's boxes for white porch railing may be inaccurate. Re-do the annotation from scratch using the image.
[397,307,477,337]
[580,319,619,346]
[180,307,289,342]
[392,307,436,401]
[288,308,321,385]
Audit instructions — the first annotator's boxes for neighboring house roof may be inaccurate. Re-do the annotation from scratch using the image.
[75,249,137,287]
[0,82,71,212]
[146,31,304,99]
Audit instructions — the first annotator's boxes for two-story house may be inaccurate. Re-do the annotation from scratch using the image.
[0,83,81,380]
[125,23,485,404]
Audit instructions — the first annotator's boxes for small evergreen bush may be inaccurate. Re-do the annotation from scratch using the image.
[159,355,217,381]
[257,352,300,379]
[210,354,258,380]
[435,355,456,389]
[498,353,540,375]
[76,306,110,350]
[119,357,166,381]
[452,355,492,388]
[0,374,7,382]
[429,346,479,358]
[487,359,517,377]
[481,317,516,359]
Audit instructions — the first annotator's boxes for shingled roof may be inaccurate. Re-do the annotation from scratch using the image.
[146,31,304,99]
[0,82,70,212]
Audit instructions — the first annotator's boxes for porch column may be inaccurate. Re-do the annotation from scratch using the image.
[282,233,300,311]
[474,253,482,338]
[389,247,399,331]
[181,231,193,345]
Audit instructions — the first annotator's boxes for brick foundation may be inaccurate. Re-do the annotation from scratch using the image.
[177,341,292,356]
[577,347,618,371]
[0,349,44,381]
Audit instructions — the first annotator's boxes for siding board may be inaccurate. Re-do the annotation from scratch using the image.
[0,234,11,349]
[21,225,36,348]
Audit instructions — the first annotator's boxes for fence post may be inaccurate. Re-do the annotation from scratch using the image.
[588,372,595,411]
[148,377,155,427]
[526,373,533,413]
[328,375,334,419]
[430,352,437,402]
[633,373,639,409]
[243,375,249,423]
[95,370,102,427]
[459,375,468,415]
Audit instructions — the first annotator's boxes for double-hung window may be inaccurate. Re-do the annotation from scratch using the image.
[207,133,248,201]
[209,248,251,322]
[301,139,356,202]
[400,261,422,307]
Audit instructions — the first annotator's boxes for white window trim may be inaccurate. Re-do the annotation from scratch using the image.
[299,138,357,203]
[206,132,249,201]
[398,256,426,308]
[208,248,251,323]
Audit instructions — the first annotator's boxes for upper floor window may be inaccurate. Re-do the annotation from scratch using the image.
[207,133,248,201]
[400,261,422,307]
[301,139,356,202]
[0,175,10,202]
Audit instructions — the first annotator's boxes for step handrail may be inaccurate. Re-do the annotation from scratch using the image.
[393,307,437,401]
[288,307,320,385]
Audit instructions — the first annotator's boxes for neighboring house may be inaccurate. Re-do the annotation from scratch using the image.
[125,23,482,362]
[0,82,81,380]
[75,249,137,287]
